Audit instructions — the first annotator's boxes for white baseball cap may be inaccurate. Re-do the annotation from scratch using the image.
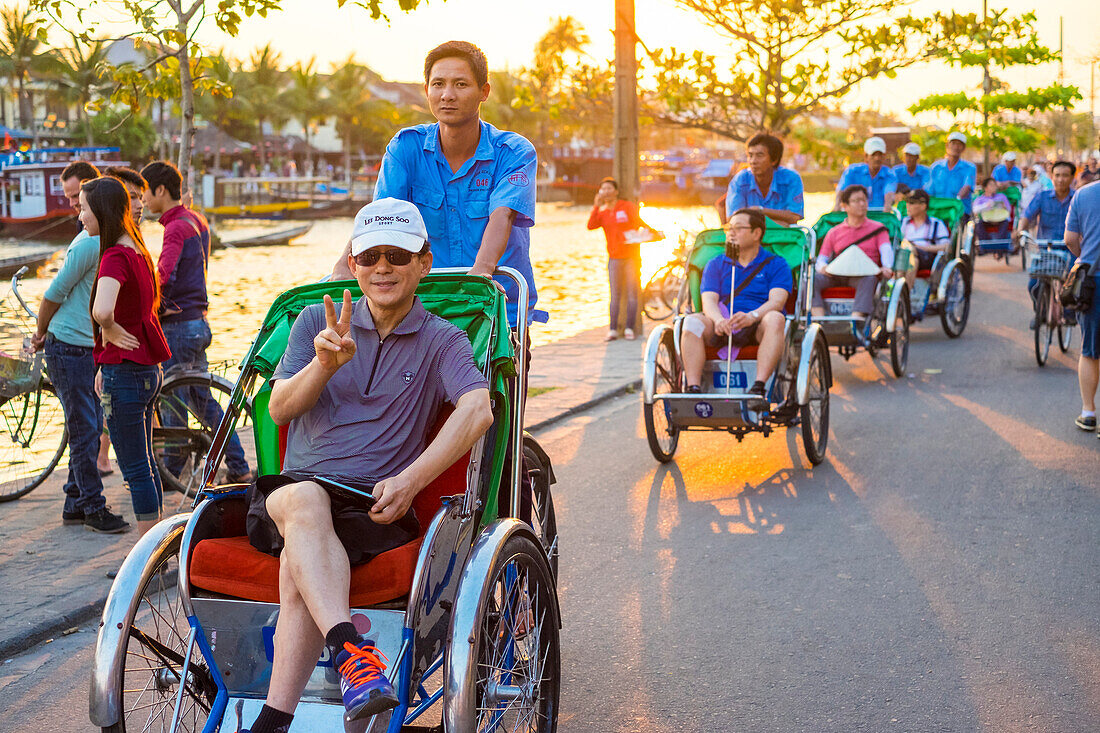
[947,131,968,145]
[902,142,921,156]
[350,198,429,256]
[864,136,887,155]
[1002,151,1017,161]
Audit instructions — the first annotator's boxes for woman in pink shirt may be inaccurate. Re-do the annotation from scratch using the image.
[812,185,894,319]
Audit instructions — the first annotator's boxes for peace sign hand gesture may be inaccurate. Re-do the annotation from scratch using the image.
[314,289,356,372]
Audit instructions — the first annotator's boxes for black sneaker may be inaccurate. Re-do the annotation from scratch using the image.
[1074,414,1097,431]
[84,508,131,534]
[686,385,702,394]
[747,381,768,410]
[1029,317,1037,330]
[62,510,84,526]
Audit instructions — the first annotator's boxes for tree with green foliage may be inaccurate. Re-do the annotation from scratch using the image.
[72,106,156,159]
[53,33,111,146]
[237,43,287,167]
[646,0,932,141]
[326,55,370,187]
[0,5,58,130]
[909,9,1081,166]
[284,57,328,174]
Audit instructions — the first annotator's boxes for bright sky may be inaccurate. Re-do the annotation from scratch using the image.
[202,0,1099,122]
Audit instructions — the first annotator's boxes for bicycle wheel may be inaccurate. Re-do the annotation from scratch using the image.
[642,263,676,321]
[0,382,67,502]
[1034,283,1053,367]
[153,373,253,496]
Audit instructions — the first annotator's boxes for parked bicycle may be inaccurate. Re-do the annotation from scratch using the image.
[1,267,254,503]
[1022,233,1075,366]
[642,233,690,321]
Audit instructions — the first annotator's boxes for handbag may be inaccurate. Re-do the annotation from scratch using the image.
[1060,260,1096,312]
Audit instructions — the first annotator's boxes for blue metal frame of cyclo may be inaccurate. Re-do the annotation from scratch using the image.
[190,614,228,733]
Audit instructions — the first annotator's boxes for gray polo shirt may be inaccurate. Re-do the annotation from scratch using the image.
[1067,180,1100,272]
[272,295,487,481]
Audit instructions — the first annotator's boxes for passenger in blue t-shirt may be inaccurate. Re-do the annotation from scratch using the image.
[724,133,804,225]
[893,141,930,200]
[834,136,897,212]
[992,152,1023,191]
[929,131,977,215]
[681,208,793,403]
[332,41,540,328]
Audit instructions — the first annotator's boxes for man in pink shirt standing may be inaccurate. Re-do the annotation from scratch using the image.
[812,185,894,320]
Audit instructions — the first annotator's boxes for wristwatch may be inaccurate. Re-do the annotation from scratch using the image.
[749,310,760,321]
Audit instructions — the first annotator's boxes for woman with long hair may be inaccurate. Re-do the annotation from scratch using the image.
[83,176,171,535]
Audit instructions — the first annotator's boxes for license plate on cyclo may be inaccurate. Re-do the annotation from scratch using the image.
[827,300,854,316]
[712,371,748,389]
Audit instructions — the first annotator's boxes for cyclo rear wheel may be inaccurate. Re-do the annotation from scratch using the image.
[800,340,830,466]
[523,438,559,579]
[644,332,680,462]
[0,381,67,502]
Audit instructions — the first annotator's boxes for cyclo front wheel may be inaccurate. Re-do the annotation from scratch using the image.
[0,381,67,502]
[890,290,910,378]
[643,332,680,462]
[153,372,253,496]
[101,529,215,732]
[800,339,830,465]
[939,263,971,338]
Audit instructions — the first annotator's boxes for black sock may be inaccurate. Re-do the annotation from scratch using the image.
[326,621,360,663]
[751,380,766,393]
[251,704,293,733]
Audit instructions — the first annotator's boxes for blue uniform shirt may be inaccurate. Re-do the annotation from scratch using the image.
[893,163,930,193]
[726,167,805,221]
[929,158,978,214]
[1066,181,1100,269]
[991,163,1022,185]
[700,248,794,313]
[837,163,897,208]
[1023,188,1075,240]
[375,120,542,326]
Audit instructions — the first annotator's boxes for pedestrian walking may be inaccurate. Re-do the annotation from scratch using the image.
[140,161,253,483]
[84,177,172,535]
[1064,180,1100,437]
[30,162,130,533]
[587,177,658,341]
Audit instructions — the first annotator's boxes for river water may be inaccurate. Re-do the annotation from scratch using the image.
[4,195,834,363]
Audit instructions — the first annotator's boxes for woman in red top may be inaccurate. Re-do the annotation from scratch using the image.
[587,177,659,341]
[83,177,172,535]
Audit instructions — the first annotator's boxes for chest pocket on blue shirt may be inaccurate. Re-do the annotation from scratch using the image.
[411,185,445,237]
[465,199,491,245]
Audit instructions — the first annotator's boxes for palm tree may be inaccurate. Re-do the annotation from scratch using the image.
[326,55,371,187]
[285,58,328,174]
[192,50,241,172]
[54,33,111,146]
[237,44,286,167]
[0,6,57,130]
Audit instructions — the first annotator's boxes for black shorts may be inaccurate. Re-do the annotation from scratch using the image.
[707,322,760,349]
[245,472,420,566]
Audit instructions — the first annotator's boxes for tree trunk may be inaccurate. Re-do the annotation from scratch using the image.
[343,127,351,188]
[83,104,94,147]
[303,124,312,176]
[175,33,197,195]
[17,77,31,130]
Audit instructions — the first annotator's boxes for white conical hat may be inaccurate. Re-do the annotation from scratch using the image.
[825,245,881,277]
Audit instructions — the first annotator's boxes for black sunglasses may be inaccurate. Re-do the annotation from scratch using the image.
[354,248,417,267]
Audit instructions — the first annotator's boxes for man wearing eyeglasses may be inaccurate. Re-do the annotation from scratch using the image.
[241,198,493,733]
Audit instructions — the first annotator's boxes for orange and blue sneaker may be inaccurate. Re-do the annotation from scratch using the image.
[335,640,398,721]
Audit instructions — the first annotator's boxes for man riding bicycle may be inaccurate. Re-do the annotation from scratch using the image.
[239,198,493,733]
[1015,160,1077,326]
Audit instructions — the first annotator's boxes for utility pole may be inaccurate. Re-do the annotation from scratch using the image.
[613,0,640,201]
[981,0,991,174]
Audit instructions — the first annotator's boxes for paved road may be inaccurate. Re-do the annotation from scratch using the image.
[2,258,1097,731]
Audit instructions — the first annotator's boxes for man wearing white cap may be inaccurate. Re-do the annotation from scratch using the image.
[992,151,1022,191]
[893,141,930,195]
[929,131,977,217]
[834,136,897,213]
[241,197,493,732]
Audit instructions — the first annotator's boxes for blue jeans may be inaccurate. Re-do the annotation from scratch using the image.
[101,362,163,520]
[608,257,641,332]
[43,337,106,515]
[160,317,249,476]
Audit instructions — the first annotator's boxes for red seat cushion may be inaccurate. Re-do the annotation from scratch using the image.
[190,535,423,606]
[705,344,758,360]
[822,287,856,299]
[916,269,932,279]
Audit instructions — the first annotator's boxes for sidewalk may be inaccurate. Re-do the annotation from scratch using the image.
[0,325,646,660]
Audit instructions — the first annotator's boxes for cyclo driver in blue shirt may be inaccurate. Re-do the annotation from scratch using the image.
[681,208,793,406]
[834,136,897,213]
[241,198,493,733]
[333,40,541,330]
[928,130,977,223]
[724,133,805,225]
[893,142,931,201]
